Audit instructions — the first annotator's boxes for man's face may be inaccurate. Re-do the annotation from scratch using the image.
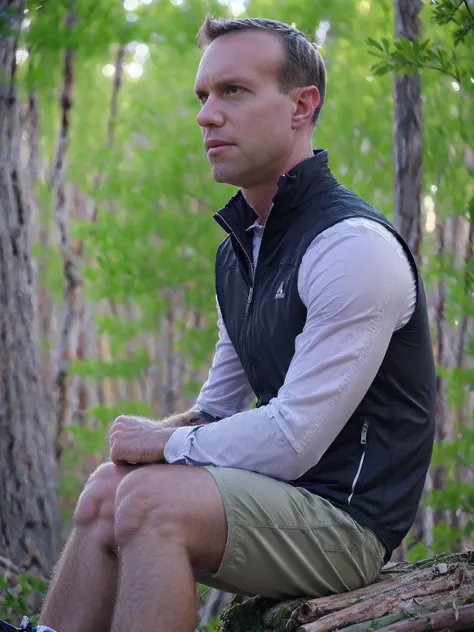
[194,31,296,188]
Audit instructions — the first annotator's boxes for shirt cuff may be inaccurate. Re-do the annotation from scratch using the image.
[164,426,197,464]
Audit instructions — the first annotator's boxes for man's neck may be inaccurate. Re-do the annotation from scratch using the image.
[241,181,279,225]
[241,147,314,224]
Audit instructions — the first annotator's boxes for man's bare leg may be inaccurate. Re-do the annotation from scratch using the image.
[40,463,135,632]
[111,465,227,632]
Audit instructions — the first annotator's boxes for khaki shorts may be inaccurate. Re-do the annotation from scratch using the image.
[196,466,385,600]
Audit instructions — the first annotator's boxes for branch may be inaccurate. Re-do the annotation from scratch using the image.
[448,0,465,24]
[187,194,217,211]
[220,554,474,631]
[389,57,461,83]
[462,0,474,22]
[0,555,21,574]
[298,575,466,631]
[91,45,126,223]
[107,45,126,147]
[50,11,75,191]
[295,566,463,627]
[380,603,474,631]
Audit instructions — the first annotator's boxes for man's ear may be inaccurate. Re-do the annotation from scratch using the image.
[291,86,320,128]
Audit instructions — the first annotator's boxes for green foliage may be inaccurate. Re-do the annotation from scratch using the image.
[0,573,47,624]
[407,541,430,563]
[31,243,65,306]
[432,0,474,45]
[70,349,150,380]
[367,0,473,82]
[217,597,271,632]
[368,33,469,82]
[198,618,220,632]
[419,426,474,553]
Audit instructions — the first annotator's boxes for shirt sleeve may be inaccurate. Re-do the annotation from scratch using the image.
[164,221,415,479]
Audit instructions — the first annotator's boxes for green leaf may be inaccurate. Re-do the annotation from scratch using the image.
[367,37,384,51]
[381,37,391,52]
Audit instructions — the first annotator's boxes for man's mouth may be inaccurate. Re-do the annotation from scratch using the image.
[205,140,236,154]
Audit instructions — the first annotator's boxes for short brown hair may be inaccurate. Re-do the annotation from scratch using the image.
[196,15,327,126]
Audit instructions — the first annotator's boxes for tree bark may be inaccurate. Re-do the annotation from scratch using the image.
[52,11,81,462]
[393,0,423,263]
[390,0,425,563]
[0,0,58,573]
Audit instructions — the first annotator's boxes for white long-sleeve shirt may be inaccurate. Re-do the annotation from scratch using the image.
[164,217,417,480]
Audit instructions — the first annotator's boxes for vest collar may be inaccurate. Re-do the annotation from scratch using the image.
[214,149,339,237]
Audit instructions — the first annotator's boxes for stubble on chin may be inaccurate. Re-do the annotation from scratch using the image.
[211,165,226,183]
[211,162,248,187]
[211,164,234,185]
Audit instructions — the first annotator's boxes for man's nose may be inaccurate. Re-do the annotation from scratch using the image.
[196,95,225,128]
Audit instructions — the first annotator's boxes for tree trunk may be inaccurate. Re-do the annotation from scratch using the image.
[393,0,423,263]
[217,553,474,632]
[390,0,424,562]
[0,0,58,573]
[52,18,81,462]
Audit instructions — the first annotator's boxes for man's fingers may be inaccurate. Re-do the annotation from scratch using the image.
[114,414,131,425]
[111,416,130,431]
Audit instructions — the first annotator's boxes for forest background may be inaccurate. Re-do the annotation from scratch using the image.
[0,0,473,629]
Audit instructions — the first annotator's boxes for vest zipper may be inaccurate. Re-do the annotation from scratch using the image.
[216,201,276,398]
[246,286,254,314]
[245,202,274,312]
[215,215,255,310]
[348,419,369,505]
[216,202,275,313]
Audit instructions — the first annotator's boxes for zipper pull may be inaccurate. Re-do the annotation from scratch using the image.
[245,287,254,314]
[361,420,369,445]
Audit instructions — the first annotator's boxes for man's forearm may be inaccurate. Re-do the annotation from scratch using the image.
[159,409,220,429]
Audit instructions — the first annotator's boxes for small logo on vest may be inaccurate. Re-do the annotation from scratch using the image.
[275,282,285,299]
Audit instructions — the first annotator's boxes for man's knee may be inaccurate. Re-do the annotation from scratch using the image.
[114,466,182,549]
[74,461,133,529]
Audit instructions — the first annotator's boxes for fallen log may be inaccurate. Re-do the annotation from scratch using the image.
[216,552,474,632]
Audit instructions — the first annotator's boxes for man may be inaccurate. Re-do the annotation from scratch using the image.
[1,15,436,632]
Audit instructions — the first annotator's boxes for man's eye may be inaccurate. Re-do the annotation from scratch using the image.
[199,95,208,104]
[226,86,242,95]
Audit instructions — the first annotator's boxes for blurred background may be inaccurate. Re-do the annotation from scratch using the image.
[0,0,472,627]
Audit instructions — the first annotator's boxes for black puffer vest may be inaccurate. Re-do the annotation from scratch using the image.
[213,150,436,561]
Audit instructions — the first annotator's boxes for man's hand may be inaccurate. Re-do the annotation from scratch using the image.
[109,415,176,465]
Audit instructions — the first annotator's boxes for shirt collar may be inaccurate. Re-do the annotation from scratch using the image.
[246,219,264,232]
[214,150,338,239]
